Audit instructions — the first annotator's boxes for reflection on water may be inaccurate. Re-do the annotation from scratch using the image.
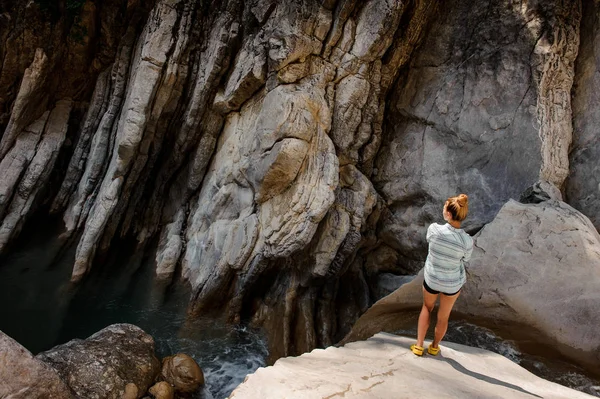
[0,215,267,399]
[394,319,600,397]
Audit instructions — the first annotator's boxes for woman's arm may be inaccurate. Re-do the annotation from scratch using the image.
[463,239,474,263]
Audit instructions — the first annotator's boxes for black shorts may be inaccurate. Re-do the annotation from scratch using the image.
[423,280,460,296]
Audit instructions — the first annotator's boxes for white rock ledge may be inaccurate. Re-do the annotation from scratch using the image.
[229,333,595,399]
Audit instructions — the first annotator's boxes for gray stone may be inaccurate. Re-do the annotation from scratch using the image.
[536,1,581,188]
[214,35,267,113]
[373,0,582,273]
[519,179,563,204]
[0,48,49,159]
[71,0,187,281]
[566,0,600,231]
[0,99,72,251]
[371,273,416,300]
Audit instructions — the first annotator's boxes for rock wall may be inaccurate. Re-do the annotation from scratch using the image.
[0,0,594,360]
[371,0,581,274]
[567,0,600,230]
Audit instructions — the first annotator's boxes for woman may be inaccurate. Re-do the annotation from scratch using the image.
[411,194,473,356]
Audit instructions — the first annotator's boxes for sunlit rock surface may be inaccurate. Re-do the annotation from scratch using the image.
[229,333,595,399]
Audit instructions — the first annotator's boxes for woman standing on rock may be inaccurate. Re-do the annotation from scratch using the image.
[411,194,473,356]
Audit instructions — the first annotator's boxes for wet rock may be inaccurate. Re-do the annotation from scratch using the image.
[161,353,204,394]
[37,324,160,399]
[0,330,74,399]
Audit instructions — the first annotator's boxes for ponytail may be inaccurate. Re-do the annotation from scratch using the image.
[446,194,469,221]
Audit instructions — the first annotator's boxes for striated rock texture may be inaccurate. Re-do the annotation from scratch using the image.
[36,324,161,399]
[344,199,600,370]
[0,329,74,399]
[0,0,594,360]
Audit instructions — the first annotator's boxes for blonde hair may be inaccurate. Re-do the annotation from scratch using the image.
[446,194,469,222]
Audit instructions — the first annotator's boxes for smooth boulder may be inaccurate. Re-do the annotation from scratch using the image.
[161,353,204,394]
[0,330,74,399]
[36,323,161,399]
[344,200,600,368]
[229,333,595,399]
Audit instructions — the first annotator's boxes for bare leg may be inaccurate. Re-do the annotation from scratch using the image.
[432,291,461,348]
[416,288,438,347]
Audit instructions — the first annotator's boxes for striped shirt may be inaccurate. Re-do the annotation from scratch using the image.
[424,223,473,294]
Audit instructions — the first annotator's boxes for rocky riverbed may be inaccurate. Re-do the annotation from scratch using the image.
[1,323,207,399]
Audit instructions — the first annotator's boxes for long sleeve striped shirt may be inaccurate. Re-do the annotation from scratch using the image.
[423,223,473,294]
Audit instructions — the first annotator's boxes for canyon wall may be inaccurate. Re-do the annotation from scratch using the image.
[0,0,593,359]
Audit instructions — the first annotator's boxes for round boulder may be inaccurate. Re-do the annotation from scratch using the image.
[161,354,204,393]
[36,324,160,399]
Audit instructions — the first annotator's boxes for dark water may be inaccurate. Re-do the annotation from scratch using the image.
[0,215,267,399]
[1,215,599,398]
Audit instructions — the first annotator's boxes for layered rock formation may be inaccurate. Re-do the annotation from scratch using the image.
[0,0,596,360]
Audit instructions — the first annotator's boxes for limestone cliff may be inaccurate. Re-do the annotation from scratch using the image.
[0,0,594,360]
